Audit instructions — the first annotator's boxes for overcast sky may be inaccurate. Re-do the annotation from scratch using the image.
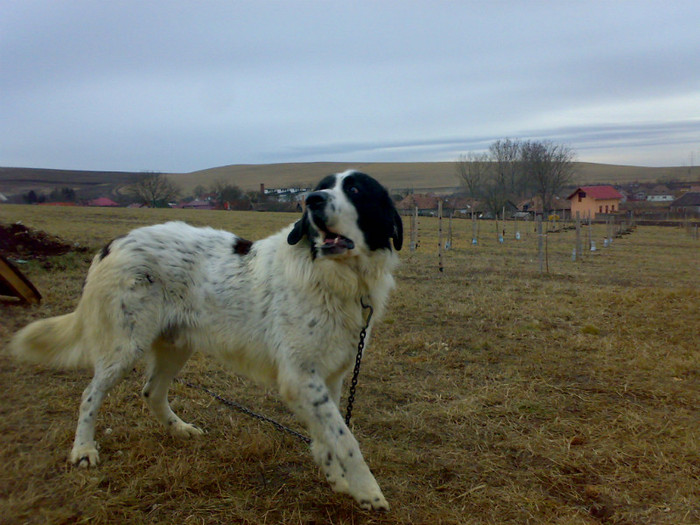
[2,1,699,173]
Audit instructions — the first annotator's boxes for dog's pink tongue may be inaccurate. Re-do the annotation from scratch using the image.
[321,234,354,253]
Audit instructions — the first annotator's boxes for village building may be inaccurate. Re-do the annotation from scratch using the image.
[262,185,310,202]
[181,199,215,210]
[566,186,623,219]
[87,197,120,207]
[670,192,700,215]
[646,185,675,202]
[395,194,442,216]
[442,196,473,215]
[518,195,571,218]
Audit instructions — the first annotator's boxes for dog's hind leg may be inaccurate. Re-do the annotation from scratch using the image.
[70,346,140,468]
[142,341,203,438]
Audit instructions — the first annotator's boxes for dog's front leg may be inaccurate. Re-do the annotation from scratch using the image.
[278,367,389,511]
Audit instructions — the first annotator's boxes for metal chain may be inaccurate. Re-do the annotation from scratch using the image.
[175,298,373,445]
[345,299,373,425]
[175,378,312,444]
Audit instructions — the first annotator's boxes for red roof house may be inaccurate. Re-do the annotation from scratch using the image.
[396,194,441,214]
[567,186,623,218]
[87,197,120,207]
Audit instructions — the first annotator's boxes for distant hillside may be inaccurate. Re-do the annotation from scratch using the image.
[0,167,139,201]
[1,162,698,201]
[169,161,700,194]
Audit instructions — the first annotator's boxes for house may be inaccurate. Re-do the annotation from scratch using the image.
[396,194,442,215]
[181,199,215,210]
[670,192,700,215]
[518,195,571,217]
[646,185,675,202]
[566,186,623,219]
[442,196,473,215]
[263,186,311,202]
[87,197,120,207]
[632,190,648,201]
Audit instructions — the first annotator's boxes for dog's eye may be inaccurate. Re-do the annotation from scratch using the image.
[349,186,359,195]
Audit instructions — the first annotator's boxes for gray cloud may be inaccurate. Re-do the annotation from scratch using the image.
[1,1,699,172]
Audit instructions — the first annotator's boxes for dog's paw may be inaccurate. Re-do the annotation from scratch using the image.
[348,476,389,511]
[353,485,389,511]
[70,445,100,468]
[169,421,204,438]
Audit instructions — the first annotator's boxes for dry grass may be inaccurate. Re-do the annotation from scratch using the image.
[0,205,698,524]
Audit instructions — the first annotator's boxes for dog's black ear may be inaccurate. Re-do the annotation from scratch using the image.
[392,208,403,251]
[287,213,309,245]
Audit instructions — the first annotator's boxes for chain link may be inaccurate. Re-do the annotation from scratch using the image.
[345,299,373,425]
[175,298,373,445]
[174,378,312,444]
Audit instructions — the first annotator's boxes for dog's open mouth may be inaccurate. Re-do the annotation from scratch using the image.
[319,231,354,255]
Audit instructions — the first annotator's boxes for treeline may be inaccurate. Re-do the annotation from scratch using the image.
[127,172,288,209]
[22,187,76,204]
[17,172,251,208]
[456,139,576,215]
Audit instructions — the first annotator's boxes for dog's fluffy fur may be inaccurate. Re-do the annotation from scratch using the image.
[10,170,402,510]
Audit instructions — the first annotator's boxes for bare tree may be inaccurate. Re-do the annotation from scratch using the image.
[456,151,510,217]
[457,138,576,216]
[455,152,490,204]
[129,172,181,207]
[210,179,244,208]
[520,140,575,213]
[489,138,524,197]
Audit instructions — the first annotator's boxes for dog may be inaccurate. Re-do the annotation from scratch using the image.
[10,170,402,511]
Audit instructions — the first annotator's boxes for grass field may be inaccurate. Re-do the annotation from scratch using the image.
[1,204,698,524]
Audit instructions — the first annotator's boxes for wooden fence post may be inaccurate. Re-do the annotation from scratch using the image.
[446,211,453,250]
[410,206,418,251]
[438,200,444,273]
[537,214,544,273]
[575,215,582,261]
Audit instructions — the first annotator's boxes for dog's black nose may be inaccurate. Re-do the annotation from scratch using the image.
[305,191,329,210]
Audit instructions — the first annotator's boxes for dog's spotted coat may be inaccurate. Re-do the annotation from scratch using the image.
[11,171,402,510]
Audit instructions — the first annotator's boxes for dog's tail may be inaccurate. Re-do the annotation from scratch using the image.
[9,311,91,368]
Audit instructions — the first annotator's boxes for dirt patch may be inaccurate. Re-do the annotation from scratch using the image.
[0,223,86,260]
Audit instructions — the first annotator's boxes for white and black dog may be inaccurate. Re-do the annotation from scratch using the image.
[10,170,402,510]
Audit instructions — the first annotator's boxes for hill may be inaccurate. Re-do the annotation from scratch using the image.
[169,161,700,194]
[0,167,139,201]
[1,162,698,200]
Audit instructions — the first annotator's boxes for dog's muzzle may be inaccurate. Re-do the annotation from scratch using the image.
[305,191,355,256]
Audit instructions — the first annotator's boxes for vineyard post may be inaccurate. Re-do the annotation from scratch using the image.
[537,214,544,273]
[438,200,444,273]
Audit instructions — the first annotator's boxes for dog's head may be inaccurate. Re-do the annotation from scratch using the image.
[287,171,403,259]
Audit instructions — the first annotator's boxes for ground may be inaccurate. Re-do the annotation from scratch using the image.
[0,206,698,524]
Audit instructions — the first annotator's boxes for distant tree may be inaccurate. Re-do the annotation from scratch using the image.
[23,190,39,204]
[520,140,576,213]
[48,187,76,202]
[489,138,524,197]
[210,179,244,208]
[128,172,181,207]
[457,139,576,215]
[192,184,207,199]
[455,152,489,207]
